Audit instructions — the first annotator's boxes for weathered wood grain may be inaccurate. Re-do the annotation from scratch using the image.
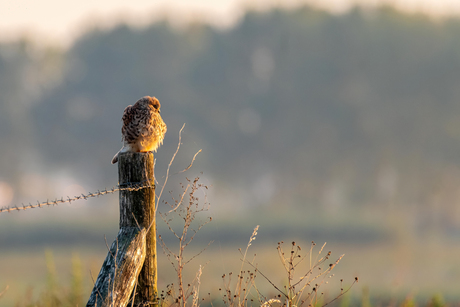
[87,152,158,307]
[86,227,147,307]
[119,152,158,307]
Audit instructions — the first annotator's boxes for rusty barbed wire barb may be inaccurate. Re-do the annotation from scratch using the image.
[0,179,156,215]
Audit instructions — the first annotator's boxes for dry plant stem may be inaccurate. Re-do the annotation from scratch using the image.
[155,123,201,212]
[244,260,287,299]
[222,267,261,307]
[0,285,9,298]
[191,265,202,307]
[315,243,327,264]
[294,254,344,306]
[155,124,185,211]
[294,252,331,287]
[236,226,259,306]
[89,270,103,303]
[177,149,202,174]
[167,185,189,214]
[321,279,358,307]
[245,241,351,307]
[238,226,259,277]
[309,242,315,272]
[222,227,276,307]
[158,176,211,307]
[145,126,203,306]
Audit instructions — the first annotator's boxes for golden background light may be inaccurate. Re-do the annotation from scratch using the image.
[1,0,460,46]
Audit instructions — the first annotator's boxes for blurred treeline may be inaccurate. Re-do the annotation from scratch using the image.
[1,5,460,237]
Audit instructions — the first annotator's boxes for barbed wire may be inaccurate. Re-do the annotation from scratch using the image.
[0,124,201,216]
[0,179,155,215]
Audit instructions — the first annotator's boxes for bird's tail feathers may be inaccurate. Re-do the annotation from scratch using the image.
[111,151,120,164]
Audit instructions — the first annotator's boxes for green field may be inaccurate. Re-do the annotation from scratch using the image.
[1,206,459,306]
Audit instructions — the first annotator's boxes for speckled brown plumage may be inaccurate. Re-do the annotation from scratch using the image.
[112,96,167,164]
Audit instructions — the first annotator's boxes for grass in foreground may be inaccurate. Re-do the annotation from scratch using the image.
[3,247,453,307]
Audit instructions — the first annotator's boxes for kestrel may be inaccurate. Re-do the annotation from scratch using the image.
[111,96,167,164]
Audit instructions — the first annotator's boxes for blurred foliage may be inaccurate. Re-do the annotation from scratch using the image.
[6,248,451,307]
[5,5,460,301]
[429,294,447,307]
[1,1,460,259]
[13,251,84,307]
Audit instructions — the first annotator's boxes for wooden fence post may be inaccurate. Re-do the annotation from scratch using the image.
[86,152,157,307]
[118,152,158,307]
[86,228,147,307]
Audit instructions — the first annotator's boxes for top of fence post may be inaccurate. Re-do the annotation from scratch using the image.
[118,152,155,228]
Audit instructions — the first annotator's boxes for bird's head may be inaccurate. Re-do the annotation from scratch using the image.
[148,96,161,112]
[138,96,161,112]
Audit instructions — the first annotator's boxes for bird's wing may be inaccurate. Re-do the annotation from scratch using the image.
[121,104,140,143]
[122,104,133,126]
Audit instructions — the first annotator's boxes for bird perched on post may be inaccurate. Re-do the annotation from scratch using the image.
[111,96,167,164]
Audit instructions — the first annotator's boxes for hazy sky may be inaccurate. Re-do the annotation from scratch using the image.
[1,0,460,47]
